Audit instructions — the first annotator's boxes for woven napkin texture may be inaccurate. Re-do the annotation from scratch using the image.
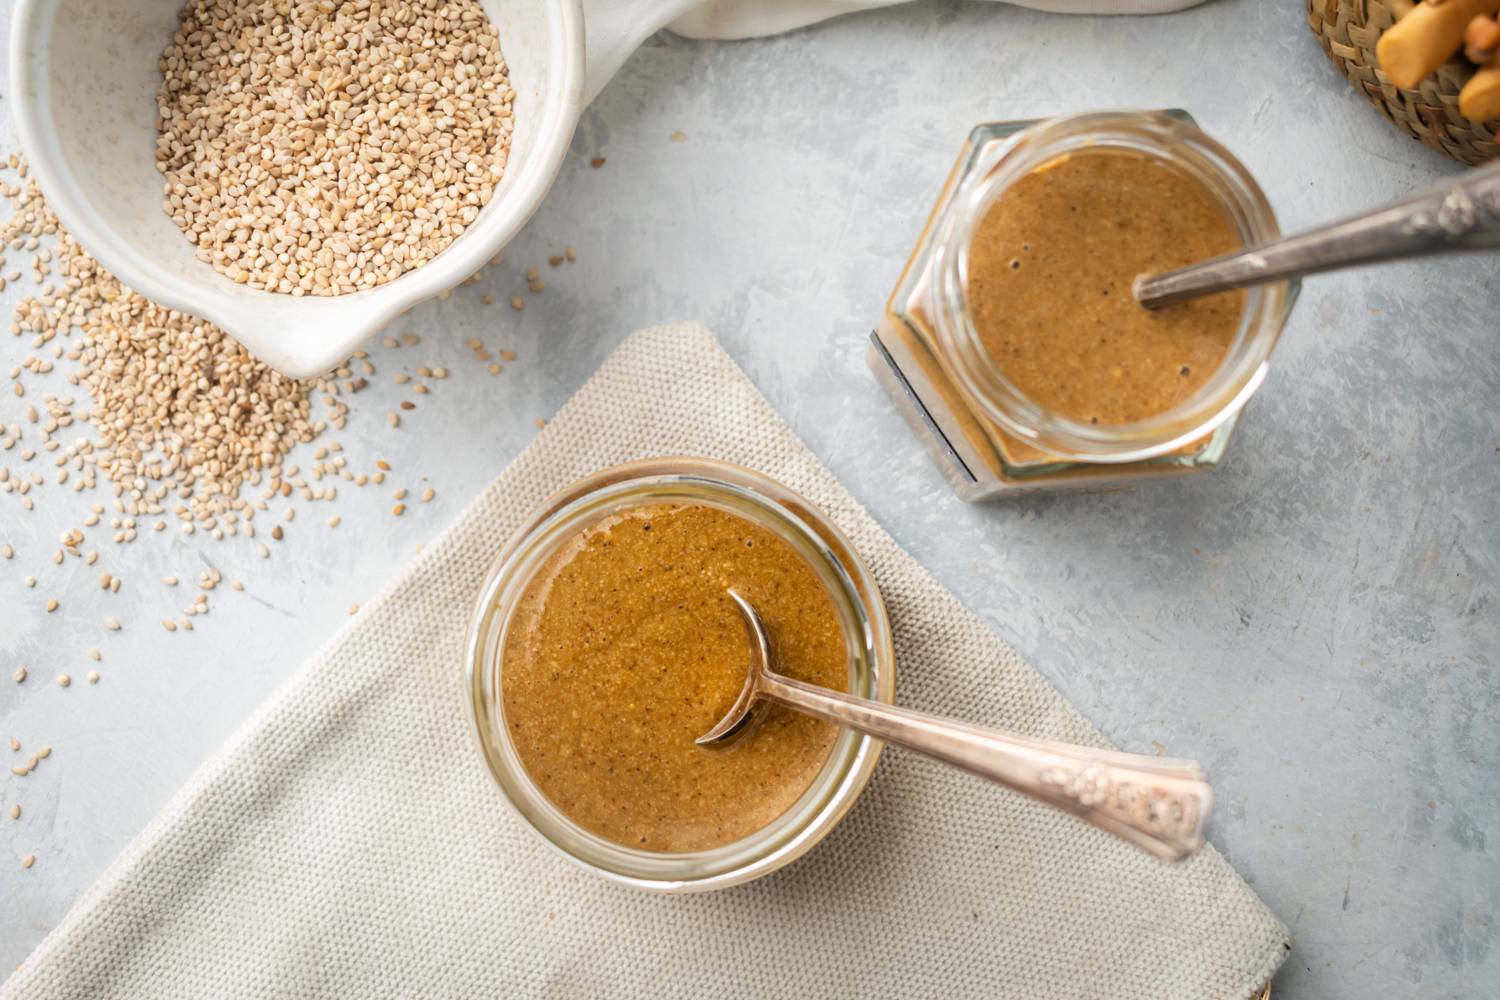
[1,324,1288,1000]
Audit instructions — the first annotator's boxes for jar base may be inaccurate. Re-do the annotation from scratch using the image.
[868,329,1235,501]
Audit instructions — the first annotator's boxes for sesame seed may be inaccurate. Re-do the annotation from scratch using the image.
[392,503,406,516]
[20,855,34,869]
[154,0,514,296]
[87,671,100,684]
[420,488,435,502]
[56,673,70,687]
[12,667,26,683]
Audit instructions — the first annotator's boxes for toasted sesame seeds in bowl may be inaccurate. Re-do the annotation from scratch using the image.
[10,0,585,378]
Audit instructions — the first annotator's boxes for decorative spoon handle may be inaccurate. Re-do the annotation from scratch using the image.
[758,671,1213,862]
[1134,159,1500,309]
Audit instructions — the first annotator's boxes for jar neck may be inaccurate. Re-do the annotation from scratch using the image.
[929,110,1290,464]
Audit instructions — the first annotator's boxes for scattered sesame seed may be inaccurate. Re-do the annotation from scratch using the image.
[12,667,26,684]
[104,616,121,630]
[87,671,100,685]
[87,648,101,661]
[510,297,524,311]
[392,503,406,516]
[45,598,57,613]
[20,855,34,870]
[349,604,359,616]
[162,620,177,633]
[8,805,18,820]
[56,673,70,688]
[327,516,341,528]
[591,156,606,168]
[420,488,435,503]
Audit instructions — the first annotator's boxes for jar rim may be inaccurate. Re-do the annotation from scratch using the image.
[464,458,895,892]
[932,110,1292,463]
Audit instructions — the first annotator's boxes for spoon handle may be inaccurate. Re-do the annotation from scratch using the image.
[759,671,1212,862]
[1133,159,1500,309]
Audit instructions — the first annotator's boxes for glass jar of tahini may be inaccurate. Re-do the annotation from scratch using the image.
[868,110,1298,500]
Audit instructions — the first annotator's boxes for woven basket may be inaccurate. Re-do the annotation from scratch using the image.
[1307,0,1500,165]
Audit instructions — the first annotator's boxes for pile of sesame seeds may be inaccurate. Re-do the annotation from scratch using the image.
[155,0,514,296]
[0,151,565,874]
[1,160,350,537]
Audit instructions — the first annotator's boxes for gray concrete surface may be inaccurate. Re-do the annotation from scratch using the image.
[1,1,1495,996]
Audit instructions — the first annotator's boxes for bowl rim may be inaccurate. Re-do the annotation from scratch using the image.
[7,0,586,378]
[464,458,897,892]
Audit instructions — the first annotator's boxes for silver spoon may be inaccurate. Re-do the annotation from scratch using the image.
[699,590,1214,862]
[1134,159,1500,309]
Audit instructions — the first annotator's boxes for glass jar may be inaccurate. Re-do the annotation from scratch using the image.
[464,458,896,892]
[869,110,1299,500]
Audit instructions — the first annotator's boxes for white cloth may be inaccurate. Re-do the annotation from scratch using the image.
[1,325,1287,1000]
[670,0,1206,41]
[584,0,1207,102]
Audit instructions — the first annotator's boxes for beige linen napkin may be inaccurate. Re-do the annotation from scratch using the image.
[1,324,1287,1000]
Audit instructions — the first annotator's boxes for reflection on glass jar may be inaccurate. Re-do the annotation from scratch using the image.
[869,110,1299,501]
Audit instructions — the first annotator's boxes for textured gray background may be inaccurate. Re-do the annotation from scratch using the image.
[1,1,1495,997]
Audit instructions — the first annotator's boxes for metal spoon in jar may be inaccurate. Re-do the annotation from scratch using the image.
[698,590,1213,862]
[1133,159,1500,309]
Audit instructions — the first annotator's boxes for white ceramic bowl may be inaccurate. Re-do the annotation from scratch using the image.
[10,0,586,377]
